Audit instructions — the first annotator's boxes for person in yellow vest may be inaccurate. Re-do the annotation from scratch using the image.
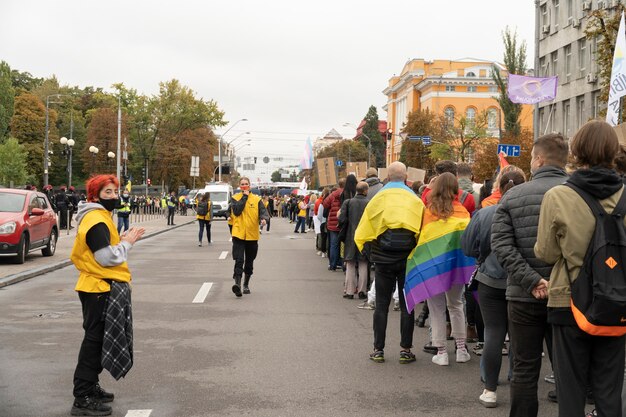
[167,191,177,225]
[230,177,269,296]
[196,192,213,246]
[69,174,145,416]
[116,189,132,234]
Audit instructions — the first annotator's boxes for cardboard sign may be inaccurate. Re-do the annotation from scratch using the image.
[377,168,388,181]
[346,161,368,179]
[317,157,337,187]
[407,167,426,184]
[614,123,626,146]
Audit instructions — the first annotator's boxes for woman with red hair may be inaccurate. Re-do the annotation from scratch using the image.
[69,175,145,416]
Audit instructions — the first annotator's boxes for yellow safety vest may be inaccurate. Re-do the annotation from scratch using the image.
[231,193,261,241]
[71,208,131,293]
[118,199,131,213]
[196,201,212,221]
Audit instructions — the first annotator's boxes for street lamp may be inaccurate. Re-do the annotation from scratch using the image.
[233,142,251,152]
[217,118,247,182]
[89,146,99,173]
[44,94,71,186]
[60,137,75,187]
[226,131,250,147]
[344,122,372,168]
[107,151,115,172]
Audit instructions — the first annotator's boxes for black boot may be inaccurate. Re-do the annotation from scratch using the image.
[93,384,114,403]
[71,395,112,416]
[243,275,251,294]
[232,276,242,297]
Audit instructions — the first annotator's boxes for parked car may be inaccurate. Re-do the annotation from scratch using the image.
[0,188,59,264]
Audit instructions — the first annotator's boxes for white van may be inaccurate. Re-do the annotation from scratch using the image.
[201,183,233,219]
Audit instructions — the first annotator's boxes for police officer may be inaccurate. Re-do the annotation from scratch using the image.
[55,186,69,229]
[167,191,176,225]
[117,190,132,233]
[67,186,79,229]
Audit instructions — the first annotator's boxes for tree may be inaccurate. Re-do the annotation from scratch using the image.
[586,5,626,116]
[0,61,15,141]
[10,68,43,93]
[0,137,29,186]
[447,111,489,162]
[400,108,450,171]
[492,27,527,138]
[271,170,282,182]
[84,107,126,175]
[360,105,384,167]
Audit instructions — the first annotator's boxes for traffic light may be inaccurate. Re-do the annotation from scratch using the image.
[147,178,151,185]
[254,157,257,164]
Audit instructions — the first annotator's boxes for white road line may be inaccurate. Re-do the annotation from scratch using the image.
[124,410,152,417]
[219,251,228,260]
[192,282,213,303]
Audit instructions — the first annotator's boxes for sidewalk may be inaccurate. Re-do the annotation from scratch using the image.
[0,211,196,288]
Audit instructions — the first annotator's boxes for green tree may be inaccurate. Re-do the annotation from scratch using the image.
[360,105,384,168]
[585,5,626,116]
[10,68,43,93]
[448,111,489,162]
[0,61,15,141]
[492,27,527,138]
[271,170,282,182]
[316,139,368,179]
[400,108,450,171]
[0,137,29,186]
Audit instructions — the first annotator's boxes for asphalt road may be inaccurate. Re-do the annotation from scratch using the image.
[0,217,564,417]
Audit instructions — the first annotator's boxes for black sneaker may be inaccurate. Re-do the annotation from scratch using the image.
[369,350,384,363]
[423,342,438,355]
[93,384,114,403]
[399,350,416,364]
[358,292,367,300]
[71,395,112,416]
[232,284,242,297]
[243,286,250,294]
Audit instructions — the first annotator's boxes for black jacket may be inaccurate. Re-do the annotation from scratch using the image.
[491,166,568,303]
[338,194,368,261]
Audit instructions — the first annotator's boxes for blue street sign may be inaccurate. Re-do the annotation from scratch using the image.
[497,144,521,157]
[408,136,421,141]
[336,160,343,167]
[422,136,431,145]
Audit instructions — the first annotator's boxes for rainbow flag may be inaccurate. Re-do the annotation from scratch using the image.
[403,204,475,313]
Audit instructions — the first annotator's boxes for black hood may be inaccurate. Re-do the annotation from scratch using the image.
[567,167,623,199]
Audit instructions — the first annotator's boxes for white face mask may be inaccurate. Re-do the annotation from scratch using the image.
[123,194,129,198]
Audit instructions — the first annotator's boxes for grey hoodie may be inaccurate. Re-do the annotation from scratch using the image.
[75,201,133,267]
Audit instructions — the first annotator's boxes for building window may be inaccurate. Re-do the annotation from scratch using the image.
[566,0,573,24]
[466,72,476,77]
[489,85,498,93]
[445,85,456,92]
[444,107,455,124]
[394,97,407,139]
[488,108,498,129]
[540,57,548,77]
[466,107,476,125]
[565,44,572,82]
[579,38,587,76]
[467,86,477,92]
[553,0,560,29]
[564,100,571,137]
[542,4,549,27]
[592,92,599,118]
[551,50,559,77]
[577,95,586,128]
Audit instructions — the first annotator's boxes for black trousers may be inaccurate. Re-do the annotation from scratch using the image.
[232,237,258,283]
[73,291,109,397]
[553,324,625,417]
[477,283,508,392]
[508,301,553,417]
[198,219,211,243]
[373,261,414,351]
[58,206,68,229]
[167,207,175,225]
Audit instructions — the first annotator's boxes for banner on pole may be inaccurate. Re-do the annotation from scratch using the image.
[607,12,626,126]
[507,74,558,104]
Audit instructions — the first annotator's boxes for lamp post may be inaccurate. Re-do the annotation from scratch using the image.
[218,118,247,182]
[44,94,70,186]
[89,146,99,173]
[107,151,115,172]
[343,122,372,168]
[60,137,75,187]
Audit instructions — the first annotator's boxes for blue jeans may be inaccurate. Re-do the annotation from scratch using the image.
[198,219,211,243]
[328,230,342,269]
[117,216,129,234]
[294,216,306,233]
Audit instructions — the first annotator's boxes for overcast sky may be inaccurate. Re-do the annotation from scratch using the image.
[0,0,535,166]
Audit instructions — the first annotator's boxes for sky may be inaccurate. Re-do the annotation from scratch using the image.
[0,0,535,179]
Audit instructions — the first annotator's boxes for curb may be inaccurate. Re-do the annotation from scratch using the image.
[0,219,195,289]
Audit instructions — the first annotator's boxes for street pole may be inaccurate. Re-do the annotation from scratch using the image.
[217,118,248,182]
[44,96,50,187]
[117,96,122,183]
[69,111,73,188]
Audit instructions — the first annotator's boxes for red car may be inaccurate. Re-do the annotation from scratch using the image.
[0,188,58,264]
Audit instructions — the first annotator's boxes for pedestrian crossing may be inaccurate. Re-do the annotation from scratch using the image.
[124,410,152,417]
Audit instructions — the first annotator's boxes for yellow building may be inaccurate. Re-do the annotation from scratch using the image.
[383,58,533,165]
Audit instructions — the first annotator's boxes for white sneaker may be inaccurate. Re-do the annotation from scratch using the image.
[316,251,322,256]
[456,347,471,363]
[321,253,327,258]
[432,352,449,366]
[479,389,497,408]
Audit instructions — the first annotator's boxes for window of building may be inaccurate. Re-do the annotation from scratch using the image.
[565,44,572,82]
[539,108,545,133]
[467,86,477,92]
[489,85,498,93]
[466,72,476,77]
[445,85,456,92]
[488,108,498,129]
[577,95,586,128]
[394,97,407,139]
[564,100,571,137]
[553,0,560,29]
[566,0,573,24]
[444,107,455,124]
[551,50,559,77]
[592,92,599,118]
[542,4,549,27]
[540,57,548,77]
[579,38,587,76]
[466,107,476,125]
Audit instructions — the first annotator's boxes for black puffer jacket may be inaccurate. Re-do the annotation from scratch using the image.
[491,166,568,303]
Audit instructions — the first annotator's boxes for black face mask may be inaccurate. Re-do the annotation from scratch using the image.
[99,198,118,212]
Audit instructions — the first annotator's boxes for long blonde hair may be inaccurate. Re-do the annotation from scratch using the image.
[427,172,458,219]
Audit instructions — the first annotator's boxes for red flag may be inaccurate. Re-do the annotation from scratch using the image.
[498,151,510,169]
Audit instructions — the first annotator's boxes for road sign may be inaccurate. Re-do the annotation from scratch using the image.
[408,136,421,141]
[422,136,431,145]
[336,160,343,167]
[263,156,270,164]
[497,144,521,157]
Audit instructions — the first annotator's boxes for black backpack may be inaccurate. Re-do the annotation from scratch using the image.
[565,183,626,336]
[197,201,209,216]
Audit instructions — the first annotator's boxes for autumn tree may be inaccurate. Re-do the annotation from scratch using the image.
[400,108,450,171]
[447,111,489,162]
[84,107,127,175]
[0,137,29,186]
[0,61,15,141]
[493,27,527,138]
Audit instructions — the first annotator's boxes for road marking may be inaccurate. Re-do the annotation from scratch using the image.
[124,410,152,417]
[192,282,213,303]
[219,251,228,260]
[229,237,232,242]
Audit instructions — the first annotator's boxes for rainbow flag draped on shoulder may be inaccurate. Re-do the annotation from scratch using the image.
[404,203,475,314]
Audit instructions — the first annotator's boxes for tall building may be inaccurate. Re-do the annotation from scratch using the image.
[534,0,618,138]
[382,58,533,166]
[312,129,345,155]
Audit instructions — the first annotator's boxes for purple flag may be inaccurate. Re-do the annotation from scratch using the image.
[507,74,558,104]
